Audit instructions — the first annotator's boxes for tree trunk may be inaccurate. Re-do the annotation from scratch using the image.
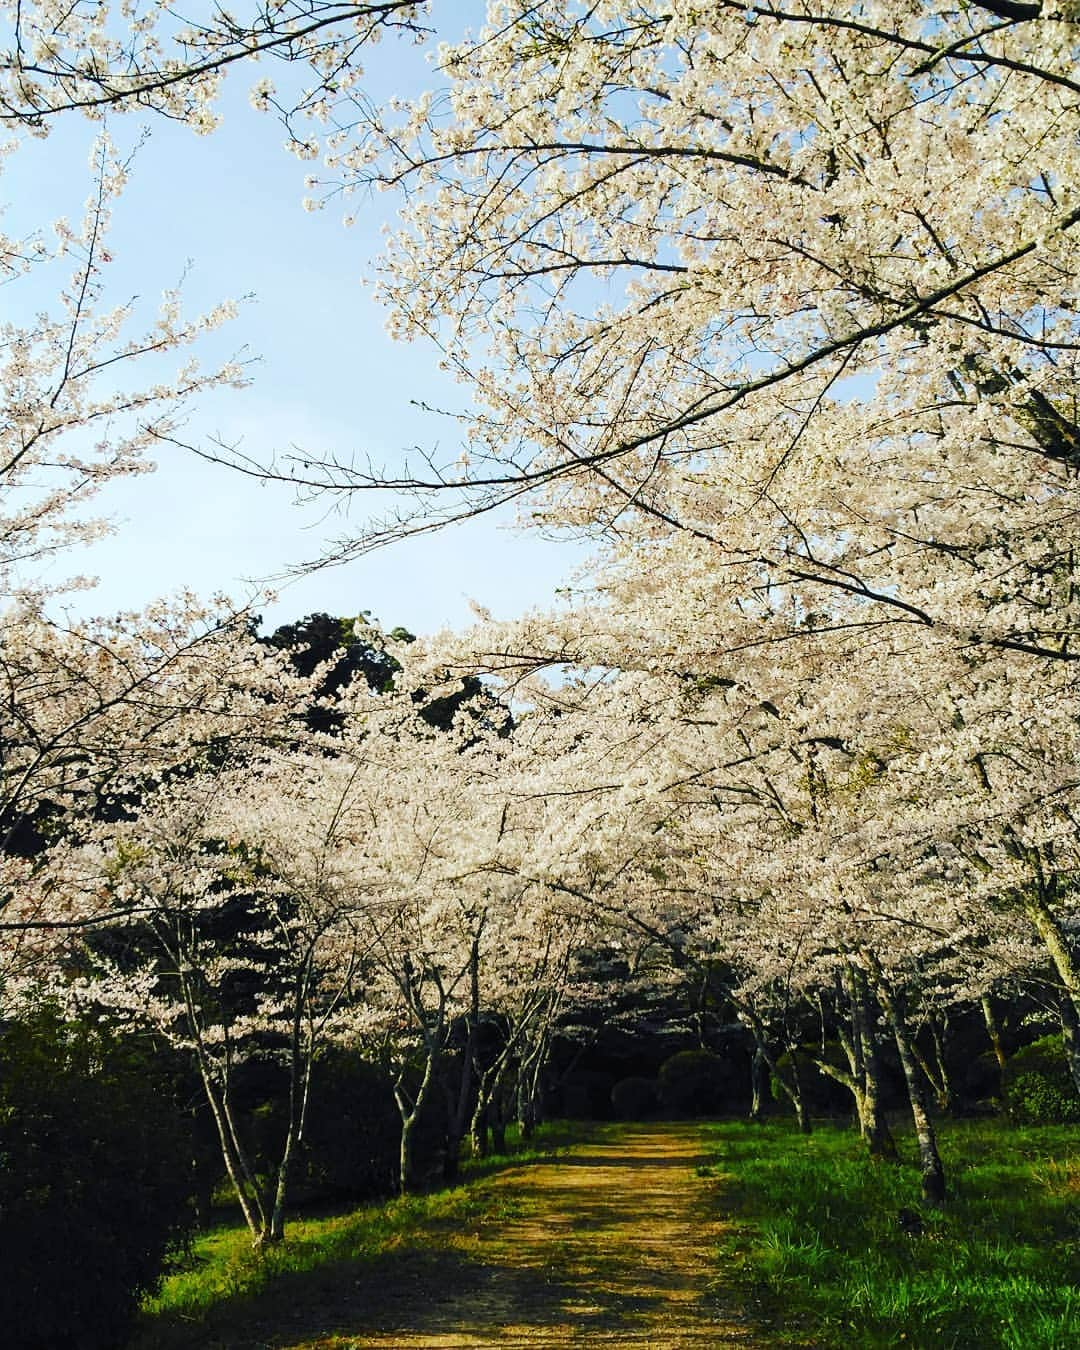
[910,1011,953,1115]
[517,1056,542,1138]
[871,966,946,1206]
[394,1039,440,1196]
[851,966,896,1160]
[517,1067,536,1138]
[264,973,314,1244]
[1059,992,1080,1101]
[980,993,1009,1101]
[749,1045,767,1121]
[738,1005,808,1130]
[398,1109,417,1197]
[929,1012,953,1114]
[263,1112,298,1245]
[516,1025,550,1139]
[445,940,480,1181]
[1023,891,1080,1096]
[470,1097,490,1157]
[179,963,266,1243]
[786,1045,812,1135]
[196,1055,265,1242]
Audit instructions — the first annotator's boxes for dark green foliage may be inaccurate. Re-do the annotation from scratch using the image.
[261,611,509,740]
[264,611,404,693]
[1007,1036,1080,1125]
[610,1075,660,1119]
[299,1050,401,1200]
[560,1069,617,1119]
[770,1043,852,1117]
[263,611,406,734]
[657,1048,734,1116]
[0,1010,197,1350]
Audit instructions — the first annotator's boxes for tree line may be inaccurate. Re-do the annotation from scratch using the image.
[2,1,1078,1344]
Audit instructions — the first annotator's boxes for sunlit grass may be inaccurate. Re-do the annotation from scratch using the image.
[704,1119,1080,1349]
[132,1121,586,1348]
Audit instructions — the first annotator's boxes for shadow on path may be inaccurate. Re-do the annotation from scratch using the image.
[158,1124,761,1349]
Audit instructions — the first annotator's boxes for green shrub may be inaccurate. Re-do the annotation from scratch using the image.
[610,1075,659,1119]
[1010,1034,1070,1076]
[657,1049,734,1116]
[0,1009,197,1350]
[1007,1036,1080,1126]
[299,1049,400,1199]
[560,1069,617,1119]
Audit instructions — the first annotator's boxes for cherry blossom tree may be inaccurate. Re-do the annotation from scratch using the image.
[46,742,388,1246]
[417,534,1075,1197]
[1,2,427,135]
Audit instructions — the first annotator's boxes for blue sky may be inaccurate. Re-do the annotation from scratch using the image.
[8,16,587,637]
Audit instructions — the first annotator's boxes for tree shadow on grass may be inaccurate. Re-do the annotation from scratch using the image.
[138,1238,703,1349]
[136,1125,756,1349]
[553,1149,713,1171]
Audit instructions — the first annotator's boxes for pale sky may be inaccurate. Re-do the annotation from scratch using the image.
[9,16,587,637]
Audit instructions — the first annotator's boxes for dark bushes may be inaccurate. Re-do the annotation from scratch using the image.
[0,1009,197,1350]
[299,1049,401,1199]
[1007,1035,1080,1125]
[657,1049,734,1116]
[611,1075,660,1119]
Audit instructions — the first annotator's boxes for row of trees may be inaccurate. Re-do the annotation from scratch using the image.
[1,0,1077,1336]
[6,587,1076,1220]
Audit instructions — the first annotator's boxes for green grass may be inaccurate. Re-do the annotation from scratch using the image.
[703,1118,1080,1349]
[131,1121,588,1348]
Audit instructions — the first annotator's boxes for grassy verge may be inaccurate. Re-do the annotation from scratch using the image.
[702,1118,1079,1349]
[131,1121,589,1349]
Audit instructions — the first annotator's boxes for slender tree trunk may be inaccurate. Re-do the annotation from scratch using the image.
[395,1040,440,1196]
[445,940,480,1181]
[516,1021,552,1139]
[195,1055,265,1241]
[516,1053,537,1138]
[1023,891,1080,1095]
[981,993,1009,1101]
[739,1006,809,1131]
[1058,993,1080,1101]
[398,1109,418,1196]
[871,966,946,1206]
[852,969,896,1161]
[517,1045,543,1138]
[834,964,896,1160]
[265,980,314,1244]
[911,1012,953,1115]
[266,1126,297,1245]
[929,1013,953,1114]
[749,1045,767,1121]
[786,1044,812,1135]
[178,962,266,1242]
[470,1097,490,1157]
[837,967,865,1132]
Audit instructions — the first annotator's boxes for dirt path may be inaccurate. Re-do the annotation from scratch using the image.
[270,1123,759,1349]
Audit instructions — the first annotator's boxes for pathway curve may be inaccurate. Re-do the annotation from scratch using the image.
[278,1123,759,1349]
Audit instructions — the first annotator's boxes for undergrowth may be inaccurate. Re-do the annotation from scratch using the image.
[703,1119,1080,1349]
